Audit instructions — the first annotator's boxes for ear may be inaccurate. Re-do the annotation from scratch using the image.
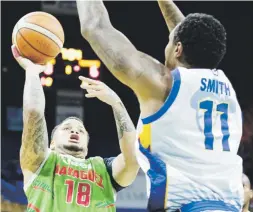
[175,42,183,58]
[250,189,253,199]
[50,140,55,150]
[85,147,88,157]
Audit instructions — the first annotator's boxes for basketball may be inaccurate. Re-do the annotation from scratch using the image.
[12,11,64,64]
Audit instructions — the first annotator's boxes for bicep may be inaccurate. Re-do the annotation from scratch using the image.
[20,110,48,176]
[104,157,125,192]
[85,26,166,99]
[108,154,139,189]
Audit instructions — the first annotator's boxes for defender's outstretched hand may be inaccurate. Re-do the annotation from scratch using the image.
[79,76,121,106]
[11,45,46,74]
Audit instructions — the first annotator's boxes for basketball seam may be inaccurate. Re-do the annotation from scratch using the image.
[21,27,60,56]
[17,31,43,60]
[23,22,63,48]
[18,31,54,58]
[15,32,28,58]
[24,14,64,43]
[17,21,63,49]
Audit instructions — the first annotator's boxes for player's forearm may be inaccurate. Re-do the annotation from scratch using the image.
[20,70,48,173]
[23,70,45,114]
[76,0,111,37]
[157,0,185,32]
[112,101,139,187]
[112,101,138,166]
[76,0,160,96]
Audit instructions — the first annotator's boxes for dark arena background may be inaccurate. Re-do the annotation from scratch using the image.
[1,1,253,211]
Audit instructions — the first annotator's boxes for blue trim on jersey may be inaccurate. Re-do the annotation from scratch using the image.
[142,68,181,124]
[181,200,239,212]
[138,140,167,211]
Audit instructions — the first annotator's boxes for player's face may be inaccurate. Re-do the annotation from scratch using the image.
[165,25,183,69]
[53,119,89,157]
[242,175,253,205]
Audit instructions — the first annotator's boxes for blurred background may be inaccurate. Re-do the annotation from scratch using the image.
[1,1,253,211]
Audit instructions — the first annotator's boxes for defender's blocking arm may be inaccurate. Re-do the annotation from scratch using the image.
[76,0,169,101]
[157,0,185,32]
[12,46,48,185]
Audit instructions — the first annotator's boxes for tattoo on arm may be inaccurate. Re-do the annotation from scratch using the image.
[77,0,164,95]
[112,102,135,140]
[158,0,185,32]
[111,102,139,186]
[20,73,48,173]
[85,25,144,81]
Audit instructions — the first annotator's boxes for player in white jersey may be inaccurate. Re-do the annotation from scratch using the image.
[76,0,243,211]
[137,67,243,211]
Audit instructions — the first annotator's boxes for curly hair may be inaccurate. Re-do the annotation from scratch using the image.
[174,13,227,69]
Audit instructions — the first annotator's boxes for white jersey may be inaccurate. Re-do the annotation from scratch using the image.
[136,67,243,212]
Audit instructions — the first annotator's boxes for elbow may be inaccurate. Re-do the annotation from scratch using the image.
[121,158,140,177]
[80,25,93,39]
[80,18,101,38]
[124,158,139,170]
[123,151,139,169]
[120,135,139,167]
[80,18,112,39]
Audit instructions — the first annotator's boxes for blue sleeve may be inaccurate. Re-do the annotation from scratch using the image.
[103,157,126,192]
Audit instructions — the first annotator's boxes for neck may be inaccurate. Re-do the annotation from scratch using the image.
[55,147,86,159]
[242,203,250,212]
[166,61,190,71]
[177,61,191,69]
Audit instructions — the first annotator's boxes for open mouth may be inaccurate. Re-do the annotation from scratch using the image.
[69,134,80,143]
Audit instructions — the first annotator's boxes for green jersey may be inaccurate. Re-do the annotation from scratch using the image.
[24,150,118,212]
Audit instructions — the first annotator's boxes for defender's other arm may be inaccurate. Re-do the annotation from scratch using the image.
[76,0,169,101]
[157,0,185,32]
[12,46,48,185]
[79,77,139,187]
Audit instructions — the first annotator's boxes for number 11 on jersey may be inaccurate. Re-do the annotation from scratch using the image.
[199,100,230,151]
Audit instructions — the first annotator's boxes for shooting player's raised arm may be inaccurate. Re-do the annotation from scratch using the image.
[12,46,49,185]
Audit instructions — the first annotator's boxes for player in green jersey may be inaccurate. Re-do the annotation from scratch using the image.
[11,45,140,212]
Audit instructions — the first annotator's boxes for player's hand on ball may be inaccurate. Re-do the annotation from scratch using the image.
[11,45,46,74]
[79,76,121,106]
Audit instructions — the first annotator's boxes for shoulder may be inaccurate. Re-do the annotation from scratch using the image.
[102,157,126,192]
[89,157,125,192]
[88,156,115,169]
[88,156,105,164]
[23,149,53,191]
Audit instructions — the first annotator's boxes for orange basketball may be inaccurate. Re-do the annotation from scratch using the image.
[12,11,64,64]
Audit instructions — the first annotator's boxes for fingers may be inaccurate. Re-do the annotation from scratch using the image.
[79,76,103,92]
[79,76,105,99]
[11,45,21,58]
[85,93,98,98]
[35,64,47,73]
[11,45,28,69]
[11,45,33,70]
[79,76,101,85]
[11,45,46,73]
[84,89,102,98]
[80,83,102,91]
